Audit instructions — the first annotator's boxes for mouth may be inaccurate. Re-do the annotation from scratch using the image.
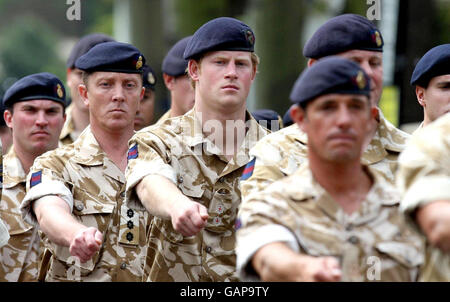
[328,134,356,143]
[31,131,49,137]
[110,108,126,113]
[222,84,239,91]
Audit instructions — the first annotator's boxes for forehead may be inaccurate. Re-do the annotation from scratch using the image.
[337,49,383,61]
[311,93,369,105]
[13,99,63,109]
[203,50,252,60]
[90,71,142,81]
[428,74,450,85]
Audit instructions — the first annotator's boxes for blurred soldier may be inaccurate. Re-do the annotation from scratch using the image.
[60,33,115,145]
[134,65,157,131]
[0,73,67,281]
[241,14,410,209]
[282,105,294,128]
[1,140,9,249]
[157,36,195,124]
[0,100,13,153]
[397,112,450,281]
[125,17,269,281]
[251,109,283,131]
[20,42,149,282]
[237,57,424,282]
[410,44,450,130]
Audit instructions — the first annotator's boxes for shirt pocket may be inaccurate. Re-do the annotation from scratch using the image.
[0,210,33,236]
[51,189,115,273]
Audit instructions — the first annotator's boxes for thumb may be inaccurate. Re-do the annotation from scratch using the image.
[198,204,209,220]
[94,230,103,245]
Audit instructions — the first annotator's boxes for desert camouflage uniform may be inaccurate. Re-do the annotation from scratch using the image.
[237,164,425,281]
[0,148,42,281]
[0,141,9,248]
[125,109,269,281]
[397,112,450,282]
[21,126,149,282]
[241,111,410,201]
[59,103,79,146]
[155,109,171,125]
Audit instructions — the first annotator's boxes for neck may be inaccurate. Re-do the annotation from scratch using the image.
[195,103,247,160]
[170,102,184,118]
[13,145,40,175]
[72,105,90,132]
[91,125,134,172]
[309,153,372,214]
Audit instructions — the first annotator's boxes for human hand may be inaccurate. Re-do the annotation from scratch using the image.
[69,227,103,263]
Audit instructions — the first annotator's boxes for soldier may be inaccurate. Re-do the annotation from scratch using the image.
[60,33,115,145]
[0,100,13,153]
[410,44,450,130]
[20,42,149,282]
[241,14,409,210]
[134,65,157,131]
[0,73,67,281]
[0,141,9,249]
[251,109,283,132]
[125,17,269,281]
[397,112,450,281]
[236,57,424,282]
[157,36,195,124]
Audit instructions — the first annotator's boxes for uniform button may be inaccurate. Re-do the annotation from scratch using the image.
[218,177,225,183]
[206,246,212,253]
[127,209,134,218]
[217,188,230,195]
[75,203,84,211]
[345,224,354,231]
[120,192,125,198]
[126,232,134,242]
[120,262,127,270]
[127,221,134,229]
[178,175,184,184]
[348,236,359,244]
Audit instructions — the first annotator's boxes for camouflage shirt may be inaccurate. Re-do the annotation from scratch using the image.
[125,109,269,281]
[241,111,410,202]
[0,141,9,248]
[236,164,425,282]
[59,103,81,146]
[0,147,43,281]
[397,112,450,282]
[21,126,149,282]
[155,109,171,125]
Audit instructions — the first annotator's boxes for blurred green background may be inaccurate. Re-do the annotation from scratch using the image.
[0,0,448,130]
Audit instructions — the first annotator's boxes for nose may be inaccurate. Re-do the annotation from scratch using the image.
[35,111,49,127]
[336,106,352,130]
[112,86,126,103]
[224,61,238,79]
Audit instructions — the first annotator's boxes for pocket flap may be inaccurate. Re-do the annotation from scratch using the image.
[375,242,424,268]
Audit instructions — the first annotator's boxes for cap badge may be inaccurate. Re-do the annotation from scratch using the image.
[56,84,64,98]
[147,72,156,85]
[355,71,366,90]
[372,30,382,47]
[136,56,143,69]
[244,30,255,46]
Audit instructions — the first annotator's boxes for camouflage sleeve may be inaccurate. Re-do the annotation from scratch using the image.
[20,151,73,226]
[397,118,450,221]
[0,218,9,248]
[236,183,300,281]
[125,132,177,211]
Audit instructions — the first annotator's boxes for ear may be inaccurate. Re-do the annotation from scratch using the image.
[290,104,307,131]
[307,58,317,67]
[78,84,89,107]
[4,109,13,128]
[140,86,146,101]
[416,86,426,107]
[163,73,176,90]
[371,106,379,119]
[188,60,200,82]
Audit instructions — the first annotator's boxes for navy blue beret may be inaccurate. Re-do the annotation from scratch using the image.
[75,41,146,74]
[2,72,66,108]
[142,65,157,91]
[282,106,294,127]
[290,57,371,105]
[411,44,450,87]
[303,14,383,59]
[162,36,192,76]
[66,33,115,69]
[252,109,283,130]
[0,96,5,127]
[184,17,255,60]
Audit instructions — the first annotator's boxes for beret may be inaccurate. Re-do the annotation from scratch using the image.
[282,106,294,127]
[184,17,255,60]
[410,44,450,87]
[75,41,146,74]
[162,36,192,76]
[3,72,66,108]
[143,65,157,91]
[252,109,283,131]
[303,14,383,59]
[66,33,115,69]
[0,96,5,127]
[290,56,371,105]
